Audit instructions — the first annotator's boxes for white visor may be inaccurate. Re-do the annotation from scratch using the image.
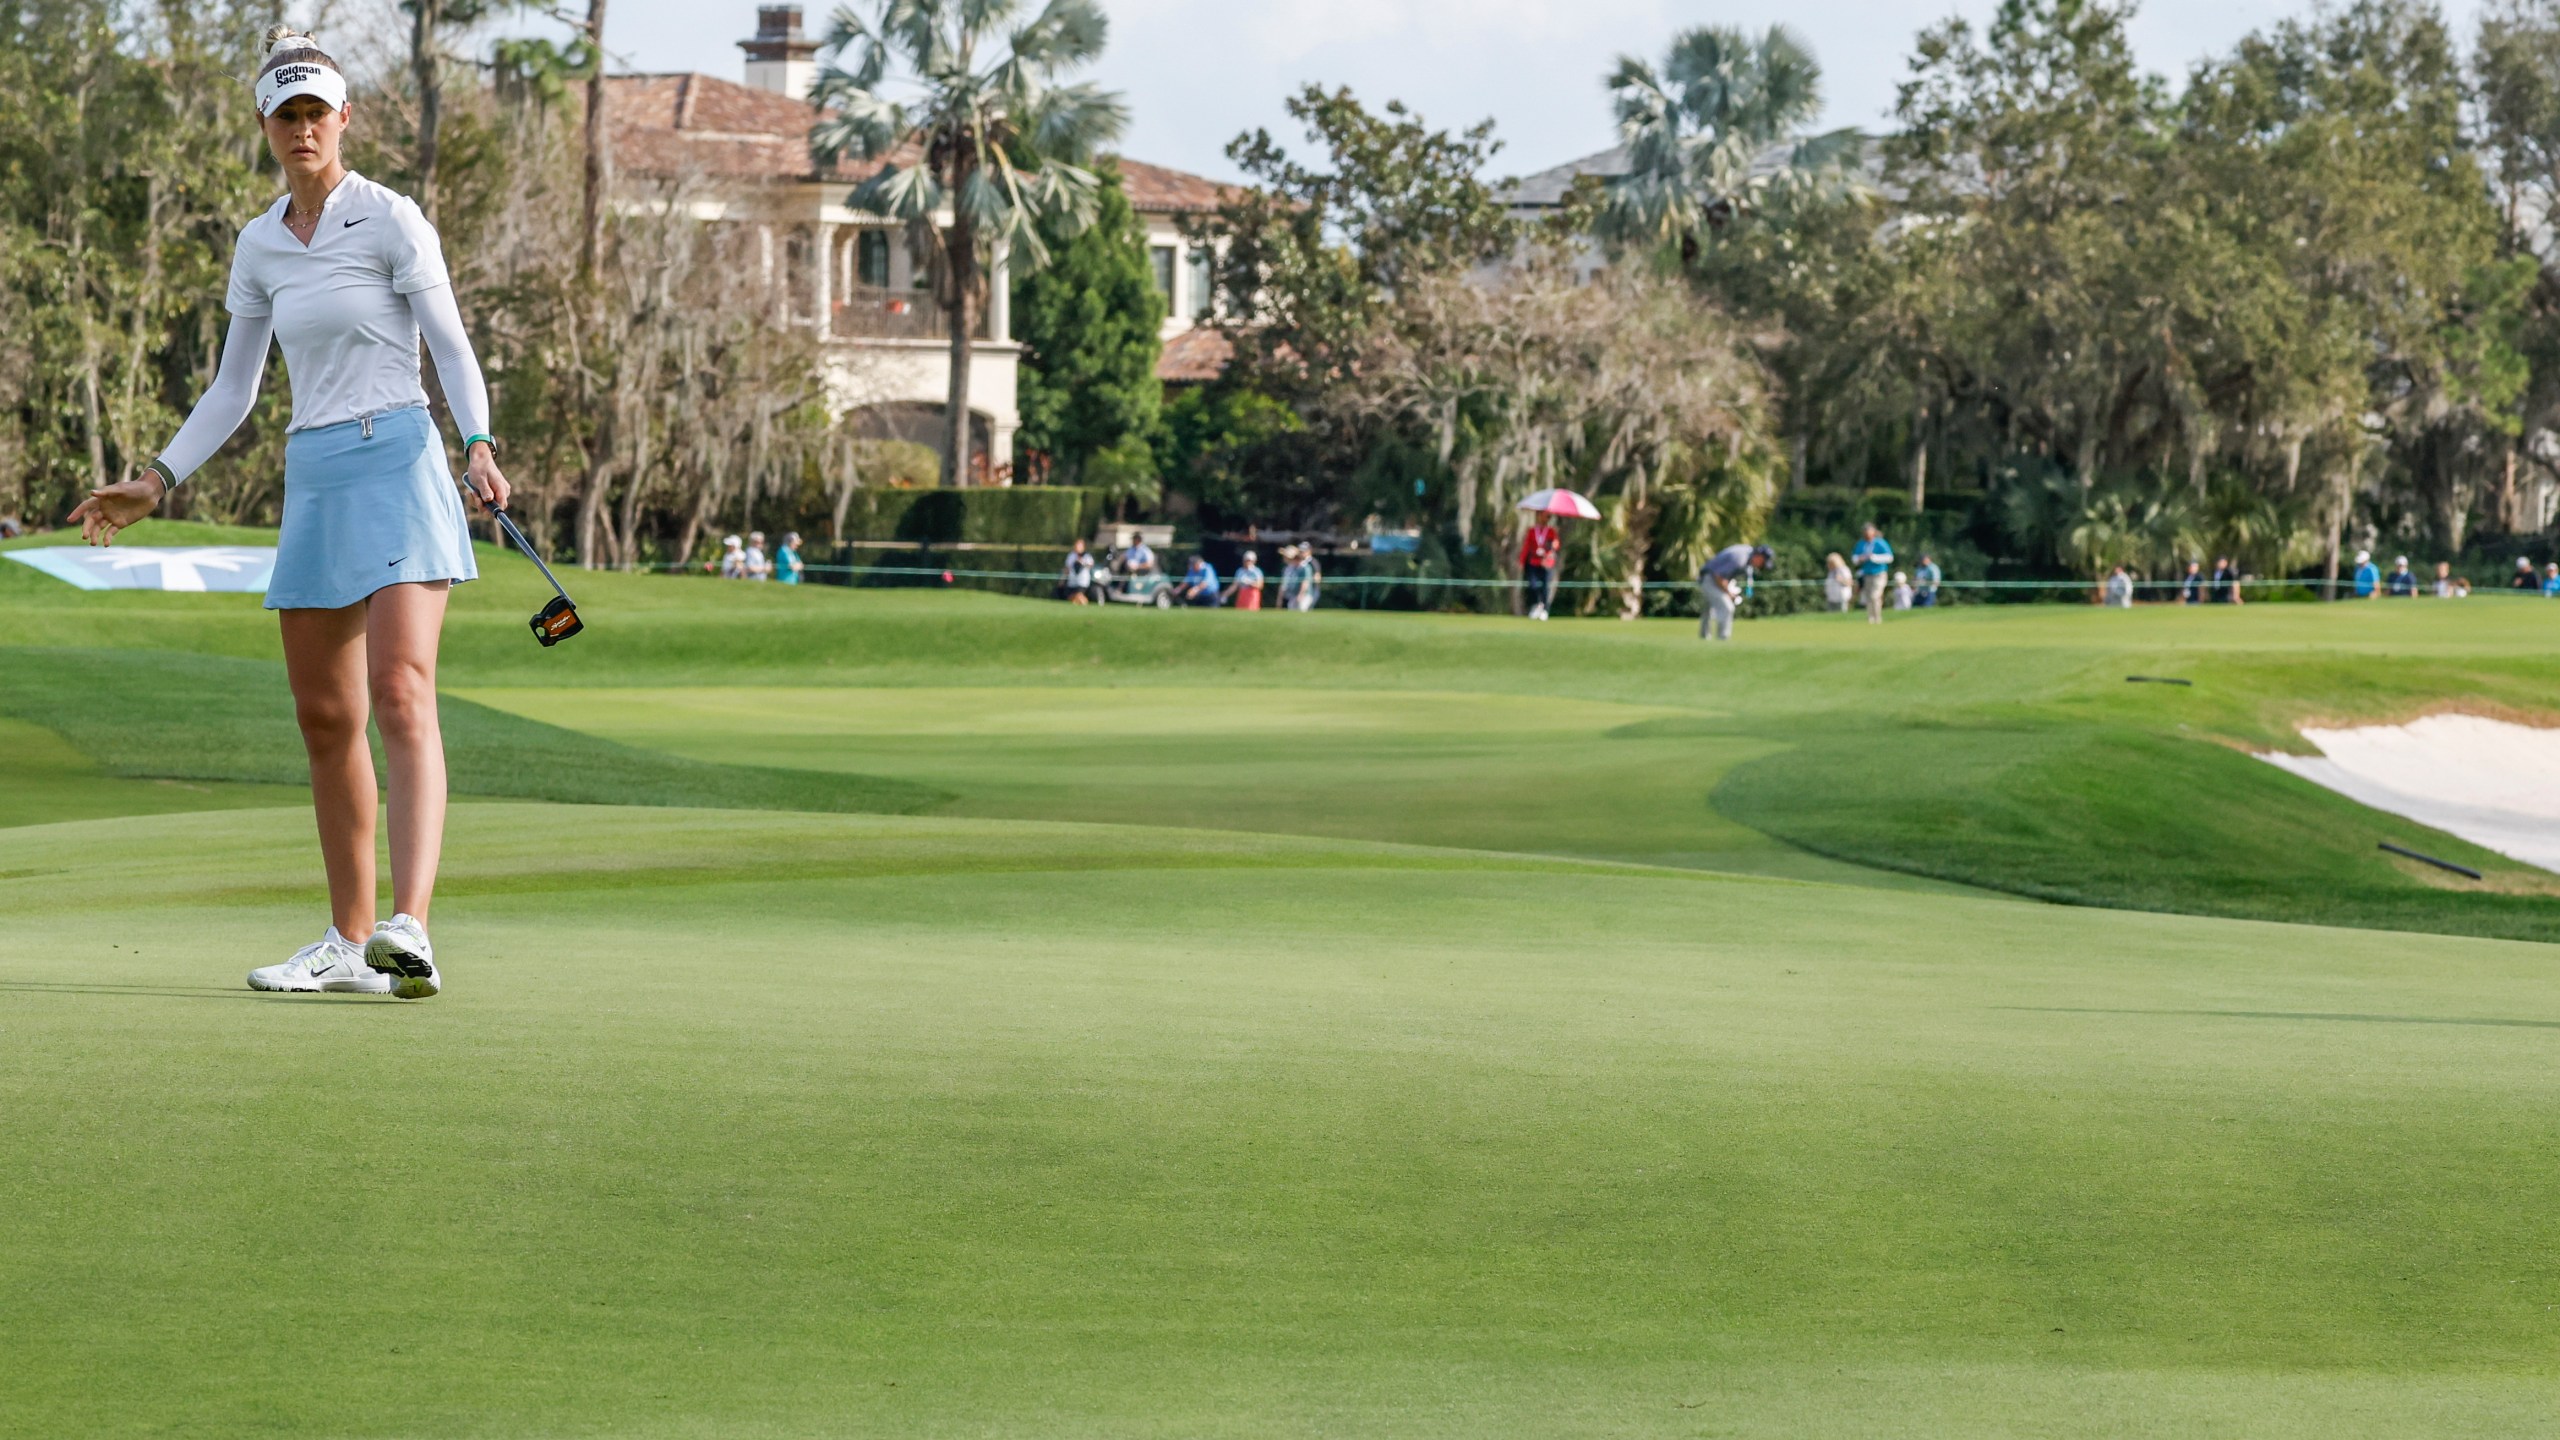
[257,59,348,118]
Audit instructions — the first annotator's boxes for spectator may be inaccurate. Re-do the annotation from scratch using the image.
[717,534,746,579]
[0,514,21,539]
[1059,537,1097,604]
[1121,535,1157,576]
[1913,554,1942,607]
[2210,556,2243,604]
[1518,515,1562,621]
[2386,556,2417,597]
[1822,552,1853,612]
[743,531,770,581]
[1231,549,1266,610]
[1891,570,1915,610]
[775,532,803,585]
[1179,553,1221,607]
[2545,563,2560,596]
[1276,545,1304,609]
[1850,523,1894,624]
[2431,561,2454,597]
[1285,546,1321,611]
[2103,565,2134,608]
[2515,556,2540,590]
[2351,549,2380,598]
[2179,559,2205,604]
[2452,576,2471,598]
[1696,543,1772,641]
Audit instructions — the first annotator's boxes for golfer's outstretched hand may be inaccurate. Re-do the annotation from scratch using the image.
[465,446,512,513]
[66,472,166,547]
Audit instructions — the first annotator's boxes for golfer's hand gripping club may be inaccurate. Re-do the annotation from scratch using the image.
[463,472,584,647]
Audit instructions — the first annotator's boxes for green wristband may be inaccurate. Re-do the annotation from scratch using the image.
[463,433,497,455]
[144,458,178,493]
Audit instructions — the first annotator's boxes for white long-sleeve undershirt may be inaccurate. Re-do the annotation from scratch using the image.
[410,281,491,447]
[154,283,492,486]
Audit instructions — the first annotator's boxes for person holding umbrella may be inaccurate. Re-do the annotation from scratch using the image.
[1518,516,1560,620]
[1514,488,1598,621]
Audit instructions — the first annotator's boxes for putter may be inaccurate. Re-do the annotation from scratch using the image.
[467,479,583,645]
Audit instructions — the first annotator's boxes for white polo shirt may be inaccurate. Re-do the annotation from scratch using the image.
[224,171,450,434]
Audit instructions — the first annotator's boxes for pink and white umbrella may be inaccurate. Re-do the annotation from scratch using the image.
[1516,487,1601,520]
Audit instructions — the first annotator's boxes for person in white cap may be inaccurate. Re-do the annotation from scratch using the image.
[2351,549,2380,598]
[744,530,771,581]
[2386,555,2418,597]
[67,27,509,1001]
[718,535,747,579]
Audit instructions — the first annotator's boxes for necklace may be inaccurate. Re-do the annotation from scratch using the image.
[285,173,346,223]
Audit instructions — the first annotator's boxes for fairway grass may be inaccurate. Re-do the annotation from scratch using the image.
[448,684,1977,891]
[6,803,2559,1436]
[11,537,2560,1432]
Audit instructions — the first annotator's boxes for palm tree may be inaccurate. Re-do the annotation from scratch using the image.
[1598,24,1863,263]
[809,0,1127,487]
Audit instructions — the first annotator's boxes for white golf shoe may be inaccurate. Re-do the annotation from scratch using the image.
[248,927,391,995]
[364,913,441,1000]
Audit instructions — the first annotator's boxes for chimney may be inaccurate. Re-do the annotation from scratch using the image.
[740,5,819,102]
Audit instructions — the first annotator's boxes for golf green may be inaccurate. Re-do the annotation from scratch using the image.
[8,527,2560,1432]
[6,804,2559,1436]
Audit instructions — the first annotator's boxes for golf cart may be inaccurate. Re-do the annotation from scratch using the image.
[1099,564,1175,608]
[1096,523,1177,609]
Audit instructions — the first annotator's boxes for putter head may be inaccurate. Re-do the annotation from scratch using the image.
[530,595,584,646]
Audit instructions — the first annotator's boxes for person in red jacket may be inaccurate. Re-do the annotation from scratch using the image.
[1519,517,1561,620]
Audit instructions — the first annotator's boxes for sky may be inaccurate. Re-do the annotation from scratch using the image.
[576,0,2494,183]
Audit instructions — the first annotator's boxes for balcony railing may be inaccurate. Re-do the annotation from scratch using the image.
[831,285,990,341]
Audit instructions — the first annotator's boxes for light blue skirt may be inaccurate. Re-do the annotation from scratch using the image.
[266,405,478,611]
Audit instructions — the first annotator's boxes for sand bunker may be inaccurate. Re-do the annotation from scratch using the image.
[2260,714,2560,873]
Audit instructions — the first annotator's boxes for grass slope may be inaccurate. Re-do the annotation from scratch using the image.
[6,804,2559,1436]
[9,533,2559,928]
[0,646,945,817]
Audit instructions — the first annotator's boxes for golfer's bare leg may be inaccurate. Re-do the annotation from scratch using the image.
[280,603,377,939]
[369,581,450,928]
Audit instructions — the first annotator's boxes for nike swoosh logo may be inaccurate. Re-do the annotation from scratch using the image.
[388,557,406,568]
[343,217,368,228]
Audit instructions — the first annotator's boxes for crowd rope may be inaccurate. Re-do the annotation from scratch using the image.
[639,561,2552,598]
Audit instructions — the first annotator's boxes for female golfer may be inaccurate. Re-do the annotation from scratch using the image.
[68,28,507,1000]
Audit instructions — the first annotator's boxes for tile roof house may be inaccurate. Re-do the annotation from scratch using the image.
[606,5,1242,480]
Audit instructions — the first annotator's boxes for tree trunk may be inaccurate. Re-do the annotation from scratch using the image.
[940,215,978,487]
[2321,459,2352,601]
[576,400,617,569]
[2501,444,2519,534]
[1788,432,1808,492]
[2321,485,2342,600]
[410,0,444,223]
[829,428,859,542]
[1617,465,1652,621]
[612,395,654,568]
[80,339,107,491]
[2074,429,2098,491]
[578,0,610,285]
[1906,403,1929,514]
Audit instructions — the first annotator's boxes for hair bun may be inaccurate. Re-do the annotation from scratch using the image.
[263,25,317,55]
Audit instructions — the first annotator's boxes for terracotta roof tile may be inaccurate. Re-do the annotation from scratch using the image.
[606,73,897,183]
[1114,158,1242,214]
[1157,326,1234,383]
[607,73,1243,211]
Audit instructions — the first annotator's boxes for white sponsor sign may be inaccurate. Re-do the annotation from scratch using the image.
[5,546,277,593]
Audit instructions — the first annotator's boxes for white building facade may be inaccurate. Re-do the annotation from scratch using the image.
[608,6,1234,482]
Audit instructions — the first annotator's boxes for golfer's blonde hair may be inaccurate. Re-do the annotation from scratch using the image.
[258,25,340,83]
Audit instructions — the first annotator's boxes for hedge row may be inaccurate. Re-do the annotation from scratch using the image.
[837,487,1114,547]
